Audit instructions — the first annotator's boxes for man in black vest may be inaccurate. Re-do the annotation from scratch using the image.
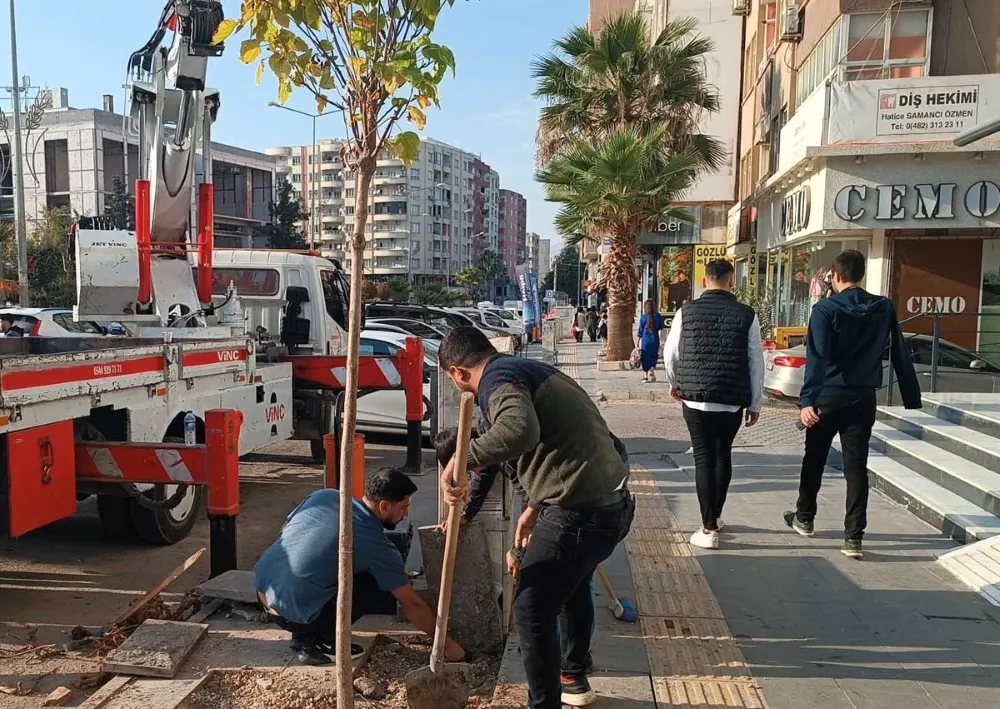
[664,259,764,550]
[785,249,921,560]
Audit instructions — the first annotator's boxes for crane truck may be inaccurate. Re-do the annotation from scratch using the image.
[0,0,424,546]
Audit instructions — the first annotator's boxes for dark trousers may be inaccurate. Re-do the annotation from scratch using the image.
[272,572,397,645]
[796,395,877,540]
[514,495,635,709]
[574,329,584,343]
[682,405,743,530]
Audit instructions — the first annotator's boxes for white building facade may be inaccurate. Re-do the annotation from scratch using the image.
[267,136,499,284]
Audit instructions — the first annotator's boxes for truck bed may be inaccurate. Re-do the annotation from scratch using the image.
[0,337,257,409]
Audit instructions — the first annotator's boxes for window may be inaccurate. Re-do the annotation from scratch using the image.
[795,17,846,108]
[210,268,281,296]
[411,222,420,233]
[345,188,356,198]
[411,168,420,179]
[844,10,929,81]
[359,338,399,357]
[52,313,104,334]
[292,156,302,165]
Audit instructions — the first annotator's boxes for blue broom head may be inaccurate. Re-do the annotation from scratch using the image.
[617,598,639,623]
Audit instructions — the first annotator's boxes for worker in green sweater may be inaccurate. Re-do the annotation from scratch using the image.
[437,327,634,709]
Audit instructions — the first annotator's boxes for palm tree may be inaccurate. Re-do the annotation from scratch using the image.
[536,126,698,360]
[456,265,482,302]
[533,12,726,359]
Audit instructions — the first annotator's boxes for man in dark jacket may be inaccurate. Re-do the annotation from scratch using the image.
[785,249,921,559]
[437,327,633,709]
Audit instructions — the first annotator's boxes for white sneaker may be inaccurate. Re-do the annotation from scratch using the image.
[690,529,719,550]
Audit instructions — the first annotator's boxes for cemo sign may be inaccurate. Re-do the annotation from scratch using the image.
[834,181,1000,221]
[906,295,967,315]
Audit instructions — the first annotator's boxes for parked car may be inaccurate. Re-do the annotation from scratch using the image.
[451,307,523,336]
[478,304,519,324]
[366,317,448,340]
[364,302,471,333]
[0,307,106,338]
[356,330,437,434]
[763,333,1000,402]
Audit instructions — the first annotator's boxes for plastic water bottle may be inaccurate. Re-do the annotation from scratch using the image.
[183,411,197,446]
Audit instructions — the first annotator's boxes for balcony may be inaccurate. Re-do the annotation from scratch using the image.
[774,74,1000,182]
[373,188,409,202]
[373,171,407,185]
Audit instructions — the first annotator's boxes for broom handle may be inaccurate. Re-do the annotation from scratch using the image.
[595,564,617,600]
[429,391,475,673]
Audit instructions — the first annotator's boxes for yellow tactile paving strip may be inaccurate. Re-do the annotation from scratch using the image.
[628,465,768,708]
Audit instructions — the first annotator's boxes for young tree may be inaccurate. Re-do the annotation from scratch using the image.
[382,277,411,302]
[255,180,307,249]
[412,282,459,306]
[104,176,135,230]
[218,3,458,702]
[455,264,481,301]
[478,248,502,300]
[0,208,79,307]
[547,243,584,300]
[533,12,722,360]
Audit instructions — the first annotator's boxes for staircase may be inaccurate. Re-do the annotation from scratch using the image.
[845,393,1000,606]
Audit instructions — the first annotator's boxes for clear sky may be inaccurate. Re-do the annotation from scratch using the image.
[0,0,587,253]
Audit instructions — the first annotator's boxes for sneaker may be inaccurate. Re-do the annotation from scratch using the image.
[689,529,720,550]
[841,539,863,559]
[783,510,814,537]
[560,674,597,706]
[296,640,365,665]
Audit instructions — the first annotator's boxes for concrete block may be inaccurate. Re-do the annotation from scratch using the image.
[103,620,208,679]
[418,521,503,655]
[195,570,257,604]
[100,677,208,709]
[42,687,72,706]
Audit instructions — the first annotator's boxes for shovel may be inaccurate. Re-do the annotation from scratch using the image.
[404,391,475,709]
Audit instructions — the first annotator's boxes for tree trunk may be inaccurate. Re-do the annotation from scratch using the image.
[334,154,375,709]
[603,232,640,362]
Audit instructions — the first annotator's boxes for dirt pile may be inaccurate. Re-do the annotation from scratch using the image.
[185,634,500,709]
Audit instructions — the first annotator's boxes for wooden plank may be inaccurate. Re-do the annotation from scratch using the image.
[106,548,206,630]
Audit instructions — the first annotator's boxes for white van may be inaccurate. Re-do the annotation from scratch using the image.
[210,250,350,356]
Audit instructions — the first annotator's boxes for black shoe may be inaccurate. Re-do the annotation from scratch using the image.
[295,640,365,665]
[842,539,863,559]
[584,652,595,675]
[783,510,814,537]
[313,640,366,660]
[560,674,597,706]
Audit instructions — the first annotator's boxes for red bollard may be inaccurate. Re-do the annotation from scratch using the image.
[324,432,338,489]
[324,432,365,500]
[206,409,243,578]
[401,337,425,473]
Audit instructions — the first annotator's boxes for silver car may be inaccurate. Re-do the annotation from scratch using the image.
[763,334,1000,403]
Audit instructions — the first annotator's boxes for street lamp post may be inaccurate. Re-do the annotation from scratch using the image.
[8,0,29,305]
[954,117,1000,146]
[267,102,334,250]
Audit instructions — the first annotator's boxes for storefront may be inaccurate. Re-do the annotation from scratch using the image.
[753,151,1000,354]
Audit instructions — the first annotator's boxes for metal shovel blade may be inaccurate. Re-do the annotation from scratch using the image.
[404,662,471,709]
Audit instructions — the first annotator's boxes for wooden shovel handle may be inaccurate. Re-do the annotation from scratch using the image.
[429,391,475,672]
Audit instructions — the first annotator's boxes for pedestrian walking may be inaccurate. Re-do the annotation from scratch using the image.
[635,299,663,382]
[663,260,764,550]
[573,307,587,343]
[437,327,634,708]
[597,309,608,342]
[254,468,465,666]
[585,307,599,342]
[785,249,921,559]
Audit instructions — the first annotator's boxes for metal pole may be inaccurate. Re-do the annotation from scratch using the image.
[930,313,941,393]
[8,0,29,306]
[310,115,317,250]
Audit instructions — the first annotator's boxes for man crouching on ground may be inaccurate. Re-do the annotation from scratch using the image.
[254,467,465,666]
[437,326,634,708]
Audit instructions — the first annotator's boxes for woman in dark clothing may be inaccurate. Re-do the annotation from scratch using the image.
[635,299,664,382]
[585,307,599,342]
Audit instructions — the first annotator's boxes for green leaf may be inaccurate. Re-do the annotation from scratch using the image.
[211,18,237,45]
[239,39,262,64]
[387,131,421,165]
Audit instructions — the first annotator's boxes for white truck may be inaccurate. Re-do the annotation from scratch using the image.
[0,0,422,546]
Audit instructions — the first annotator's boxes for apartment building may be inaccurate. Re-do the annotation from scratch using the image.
[537,237,551,278]
[0,89,275,247]
[498,189,528,276]
[589,0,635,32]
[731,0,1000,354]
[268,137,498,284]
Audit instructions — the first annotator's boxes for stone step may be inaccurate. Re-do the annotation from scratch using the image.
[922,395,1000,441]
[833,441,1000,544]
[869,421,1000,517]
[938,536,1000,608]
[877,407,1000,472]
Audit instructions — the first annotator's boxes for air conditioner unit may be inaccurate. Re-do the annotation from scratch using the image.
[780,5,803,42]
[732,0,750,16]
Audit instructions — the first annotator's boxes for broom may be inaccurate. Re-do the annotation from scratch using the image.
[595,564,638,622]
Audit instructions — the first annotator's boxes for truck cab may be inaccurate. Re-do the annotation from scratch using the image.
[208,250,351,356]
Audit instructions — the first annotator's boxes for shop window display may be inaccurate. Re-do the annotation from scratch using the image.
[659,246,694,314]
[767,239,869,328]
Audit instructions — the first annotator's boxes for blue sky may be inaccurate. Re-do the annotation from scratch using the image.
[0,0,588,252]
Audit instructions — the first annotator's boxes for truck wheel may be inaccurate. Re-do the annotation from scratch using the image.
[129,485,205,545]
[96,495,136,538]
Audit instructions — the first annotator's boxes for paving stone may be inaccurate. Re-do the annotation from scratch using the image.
[651,678,765,707]
[194,570,257,604]
[626,538,693,557]
[635,589,724,619]
[103,620,208,679]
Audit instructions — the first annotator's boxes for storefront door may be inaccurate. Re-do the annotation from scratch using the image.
[890,239,984,352]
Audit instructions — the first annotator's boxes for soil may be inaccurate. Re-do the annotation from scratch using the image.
[184,635,500,709]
